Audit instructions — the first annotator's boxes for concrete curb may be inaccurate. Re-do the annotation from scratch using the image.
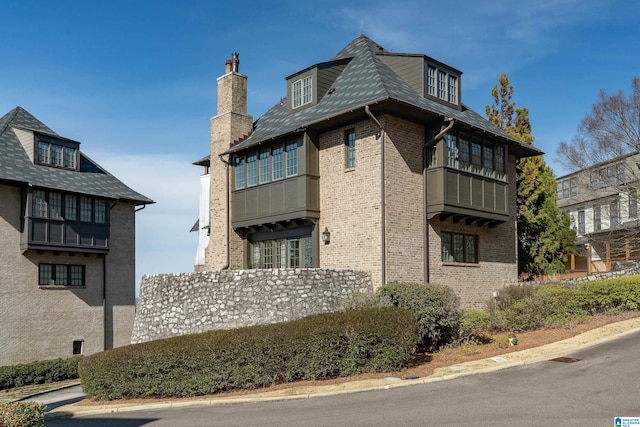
[47,317,640,418]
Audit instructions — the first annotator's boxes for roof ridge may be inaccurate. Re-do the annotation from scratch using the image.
[0,107,21,138]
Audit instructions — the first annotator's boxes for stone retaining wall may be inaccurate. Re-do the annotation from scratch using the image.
[131,268,373,344]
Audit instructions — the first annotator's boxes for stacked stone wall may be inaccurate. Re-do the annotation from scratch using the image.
[131,268,373,344]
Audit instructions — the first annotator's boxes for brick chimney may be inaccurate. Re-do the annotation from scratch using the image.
[205,53,253,270]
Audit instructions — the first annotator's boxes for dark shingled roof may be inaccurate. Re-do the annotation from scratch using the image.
[0,107,153,205]
[224,34,542,157]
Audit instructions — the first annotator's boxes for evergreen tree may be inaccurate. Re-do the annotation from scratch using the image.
[486,74,576,277]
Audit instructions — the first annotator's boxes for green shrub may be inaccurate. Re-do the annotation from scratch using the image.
[579,276,640,313]
[490,283,537,311]
[458,309,491,342]
[0,402,45,427]
[499,284,588,332]
[0,356,81,391]
[377,282,460,351]
[79,307,419,400]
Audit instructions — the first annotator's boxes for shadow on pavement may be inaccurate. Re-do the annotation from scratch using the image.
[45,414,159,426]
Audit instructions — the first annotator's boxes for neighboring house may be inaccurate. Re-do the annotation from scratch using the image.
[0,107,153,366]
[192,155,210,271]
[556,152,640,274]
[198,35,541,307]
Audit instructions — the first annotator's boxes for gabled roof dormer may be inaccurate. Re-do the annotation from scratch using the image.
[377,53,462,110]
[12,125,81,171]
[286,58,352,113]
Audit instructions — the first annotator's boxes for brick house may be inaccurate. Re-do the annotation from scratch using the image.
[556,153,640,275]
[198,35,540,307]
[0,107,153,365]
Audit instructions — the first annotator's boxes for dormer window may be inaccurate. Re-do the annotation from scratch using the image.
[292,75,313,108]
[36,139,78,171]
[424,61,461,106]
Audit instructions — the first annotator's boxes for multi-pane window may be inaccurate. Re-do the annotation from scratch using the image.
[246,153,258,186]
[610,200,620,226]
[471,142,482,171]
[441,231,478,263]
[578,210,586,234]
[495,145,505,175]
[32,190,47,218]
[272,145,283,180]
[80,197,92,222]
[483,145,494,174]
[94,199,106,224]
[288,239,300,268]
[286,142,298,176]
[250,236,312,269]
[447,75,458,103]
[630,191,638,218]
[445,134,458,167]
[38,142,50,164]
[33,190,105,223]
[590,163,625,189]
[437,71,446,99]
[426,66,436,96]
[292,75,313,108]
[51,145,63,166]
[458,137,470,169]
[259,150,270,183]
[557,178,577,200]
[594,206,602,231]
[426,63,459,104]
[234,140,301,189]
[345,129,356,168]
[36,141,78,170]
[65,194,77,220]
[234,156,246,189]
[38,263,85,286]
[49,192,62,220]
[64,147,76,169]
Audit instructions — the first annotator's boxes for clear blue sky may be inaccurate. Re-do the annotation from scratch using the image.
[1,1,638,292]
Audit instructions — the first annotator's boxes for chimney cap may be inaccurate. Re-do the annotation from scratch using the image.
[225,52,240,73]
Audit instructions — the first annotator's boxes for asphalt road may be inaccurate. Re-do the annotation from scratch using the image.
[46,330,640,426]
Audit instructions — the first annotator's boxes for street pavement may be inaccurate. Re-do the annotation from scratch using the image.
[24,316,640,421]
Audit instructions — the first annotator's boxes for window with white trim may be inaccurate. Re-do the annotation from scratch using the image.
[292,75,313,108]
[250,236,312,269]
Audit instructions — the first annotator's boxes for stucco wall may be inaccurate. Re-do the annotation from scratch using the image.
[131,268,373,343]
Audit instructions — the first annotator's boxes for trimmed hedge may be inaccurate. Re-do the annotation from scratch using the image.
[79,307,419,400]
[377,282,461,351]
[0,356,81,391]
[0,402,46,427]
[492,276,640,332]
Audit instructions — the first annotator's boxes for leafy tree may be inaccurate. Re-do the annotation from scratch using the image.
[486,74,576,277]
[557,77,640,171]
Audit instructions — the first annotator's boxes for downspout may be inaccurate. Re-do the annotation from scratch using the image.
[365,105,386,286]
[219,154,231,269]
[423,117,454,284]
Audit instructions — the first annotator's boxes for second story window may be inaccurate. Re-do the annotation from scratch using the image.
[259,150,270,183]
[272,145,284,180]
[630,191,638,218]
[578,210,586,234]
[345,129,356,168]
[286,142,298,176]
[233,138,301,190]
[49,192,62,220]
[31,190,106,224]
[594,206,602,231]
[80,197,92,222]
[33,190,47,218]
[65,195,77,220]
[246,153,258,187]
[557,178,577,200]
[610,200,620,226]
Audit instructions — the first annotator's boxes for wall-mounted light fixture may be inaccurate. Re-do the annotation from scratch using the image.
[321,227,331,244]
